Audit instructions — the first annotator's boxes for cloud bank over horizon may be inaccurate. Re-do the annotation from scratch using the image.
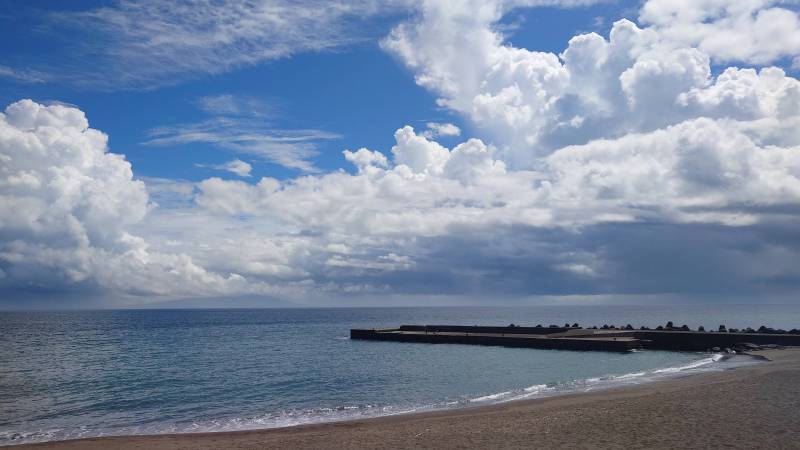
[2,0,800,306]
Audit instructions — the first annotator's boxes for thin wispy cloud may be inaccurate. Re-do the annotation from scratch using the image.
[195,95,273,117]
[145,118,339,172]
[196,159,253,177]
[144,96,340,172]
[44,0,409,89]
[0,64,47,84]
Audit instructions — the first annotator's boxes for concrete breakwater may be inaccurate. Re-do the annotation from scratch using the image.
[350,324,800,353]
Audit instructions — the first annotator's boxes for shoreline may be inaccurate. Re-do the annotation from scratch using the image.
[16,347,800,449]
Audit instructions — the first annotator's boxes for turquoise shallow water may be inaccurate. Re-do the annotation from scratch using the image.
[1,305,796,446]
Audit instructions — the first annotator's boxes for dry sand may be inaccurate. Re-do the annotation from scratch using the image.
[19,348,800,450]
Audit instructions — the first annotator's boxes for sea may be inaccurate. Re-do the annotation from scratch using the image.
[1,304,797,446]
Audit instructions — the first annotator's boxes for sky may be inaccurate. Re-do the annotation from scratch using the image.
[1,0,800,308]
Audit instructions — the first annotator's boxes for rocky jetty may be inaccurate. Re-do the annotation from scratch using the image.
[351,322,800,353]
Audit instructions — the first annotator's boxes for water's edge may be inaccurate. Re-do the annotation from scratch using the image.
[1,352,765,447]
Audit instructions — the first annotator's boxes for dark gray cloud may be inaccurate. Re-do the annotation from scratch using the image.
[296,221,800,300]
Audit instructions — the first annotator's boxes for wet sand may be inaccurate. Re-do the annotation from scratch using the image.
[20,348,800,450]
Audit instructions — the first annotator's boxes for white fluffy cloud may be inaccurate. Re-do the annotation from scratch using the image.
[639,0,800,65]
[5,0,800,304]
[186,0,800,300]
[195,113,800,233]
[545,117,800,225]
[383,1,800,167]
[0,100,263,301]
[343,148,389,173]
[422,122,461,138]
[391,125,451,175]
[0,100,148,251]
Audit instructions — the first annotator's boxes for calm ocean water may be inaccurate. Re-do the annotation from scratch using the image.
[1,305,797,446]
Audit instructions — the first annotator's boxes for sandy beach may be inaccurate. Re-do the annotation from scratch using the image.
[17,347,800,450]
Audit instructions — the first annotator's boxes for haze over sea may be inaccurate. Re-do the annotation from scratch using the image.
[1,304,796,446]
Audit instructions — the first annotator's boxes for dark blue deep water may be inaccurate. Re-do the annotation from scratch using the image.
[1,305,797,445]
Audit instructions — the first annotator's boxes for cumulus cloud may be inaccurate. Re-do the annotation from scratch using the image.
[0,100,266,303]
[195,115,800,233]
[343,148,389,173]
[422,122,461,138]
[185,0,800,300]
[639,0,800,65]
[391,125,451,175]
[5,0,800,305]
[382,0,800,167]
[184,116,800,299]
[545,117,800,225]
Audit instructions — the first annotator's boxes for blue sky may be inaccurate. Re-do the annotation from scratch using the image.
[2,0,800,308]
[2,1,436,181]
[3,0,782,182]
[0,0,640,182]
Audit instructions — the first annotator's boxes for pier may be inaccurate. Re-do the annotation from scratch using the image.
[350,324,800,353]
